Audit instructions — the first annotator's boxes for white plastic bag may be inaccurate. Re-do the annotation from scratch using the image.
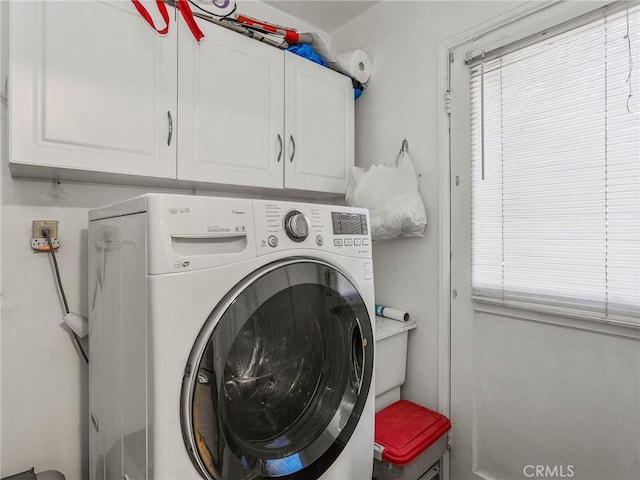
[346,150,427,241]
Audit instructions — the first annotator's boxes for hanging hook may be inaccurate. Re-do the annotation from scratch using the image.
[395,139,410,166]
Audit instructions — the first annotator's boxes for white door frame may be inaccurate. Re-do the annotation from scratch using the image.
[0,0,6,464]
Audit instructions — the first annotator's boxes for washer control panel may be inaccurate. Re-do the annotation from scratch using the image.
[253,200,371,258]
[330,211,370,247]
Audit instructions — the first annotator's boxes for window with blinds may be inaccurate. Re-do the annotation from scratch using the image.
[469,3,640,322]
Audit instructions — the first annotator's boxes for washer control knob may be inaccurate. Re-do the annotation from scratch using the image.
[268,235,279,248]
[284,210,310,242]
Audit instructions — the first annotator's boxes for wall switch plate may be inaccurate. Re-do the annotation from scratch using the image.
[32,220,60,251]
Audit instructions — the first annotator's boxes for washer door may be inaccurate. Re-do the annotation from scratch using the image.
[181,258,373,480]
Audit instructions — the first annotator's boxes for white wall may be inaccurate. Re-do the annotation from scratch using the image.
[0,2,327,478]
[330,1,522,410]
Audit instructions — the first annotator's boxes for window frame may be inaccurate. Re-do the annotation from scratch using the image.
[445,0,640,329]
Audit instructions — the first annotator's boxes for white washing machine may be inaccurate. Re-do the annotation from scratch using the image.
[88,193,375,480]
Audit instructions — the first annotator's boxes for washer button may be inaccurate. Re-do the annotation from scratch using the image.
[363,238,370,246]
[334,239,343,247]
[354,238,362,246]
[344,238,353,246]
[316,235,324,246]
[268,235,279,248]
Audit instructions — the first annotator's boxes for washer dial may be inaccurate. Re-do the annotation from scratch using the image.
[284,210,310,242]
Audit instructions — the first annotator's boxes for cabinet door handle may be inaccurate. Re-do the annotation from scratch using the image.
[289,135,296,163]
[277,134,283,163]
[167,111,173,146]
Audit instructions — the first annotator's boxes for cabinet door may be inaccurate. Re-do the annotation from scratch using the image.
[284,52,354,194]
[9,1,177,179]
[177,20,284,189]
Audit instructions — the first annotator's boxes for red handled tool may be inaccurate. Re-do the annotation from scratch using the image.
[235,14,311,44]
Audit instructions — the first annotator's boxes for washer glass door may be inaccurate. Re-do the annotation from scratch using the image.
[181,258,373,480]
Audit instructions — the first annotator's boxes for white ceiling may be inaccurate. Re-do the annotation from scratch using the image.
[264,1,380,33]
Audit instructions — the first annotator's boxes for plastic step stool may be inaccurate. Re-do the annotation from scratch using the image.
[373,400,451,480]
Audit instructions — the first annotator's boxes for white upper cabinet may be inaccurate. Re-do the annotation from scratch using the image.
[178,20,354,194]
[8,1,354,195]
[177,20,284,189]
[9,1,178,179]
[284,51,354,193]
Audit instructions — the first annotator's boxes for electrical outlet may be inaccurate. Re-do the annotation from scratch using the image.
[32,237,61,251]
[33,220,59,239]
[32,220,60,251]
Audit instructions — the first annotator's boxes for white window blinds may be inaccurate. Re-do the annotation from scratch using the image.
[470,3,640,322]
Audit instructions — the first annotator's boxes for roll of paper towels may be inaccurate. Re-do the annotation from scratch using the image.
[333,49,371,84]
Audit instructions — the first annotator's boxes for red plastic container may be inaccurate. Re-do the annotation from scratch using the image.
[374,401,451,480]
